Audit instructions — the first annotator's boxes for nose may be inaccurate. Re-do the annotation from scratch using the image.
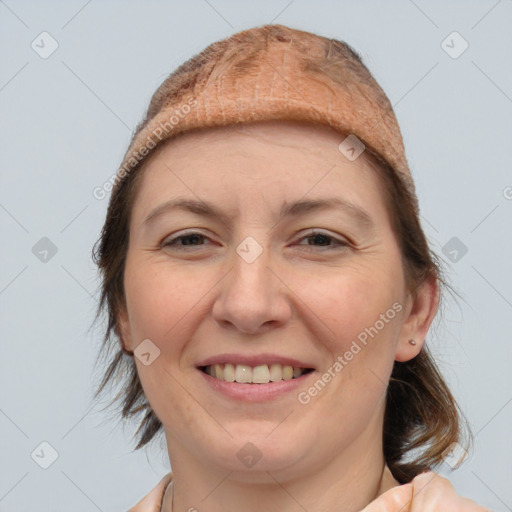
[211,241,292,335]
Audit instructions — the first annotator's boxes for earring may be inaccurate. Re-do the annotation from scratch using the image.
[408,339,417,346]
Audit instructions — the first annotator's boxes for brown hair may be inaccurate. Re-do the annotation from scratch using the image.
[91,24,471,484]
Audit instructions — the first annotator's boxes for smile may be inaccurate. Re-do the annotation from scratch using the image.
[199,363,314,384]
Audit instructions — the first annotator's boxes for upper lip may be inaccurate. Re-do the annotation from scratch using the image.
[196,353,315,369]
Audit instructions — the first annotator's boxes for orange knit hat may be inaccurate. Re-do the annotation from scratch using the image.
[115,24,416,206]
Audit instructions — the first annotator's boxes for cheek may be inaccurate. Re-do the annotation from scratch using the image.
[123,261,200,348]
[291,259,403,410]
[299,262,401,347]
[124,263,206,428]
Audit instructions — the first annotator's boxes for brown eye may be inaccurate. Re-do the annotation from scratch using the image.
[163,231,210,249]
[297,231,349,250]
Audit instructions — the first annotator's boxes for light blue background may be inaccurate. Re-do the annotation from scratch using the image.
[1,1,511,511]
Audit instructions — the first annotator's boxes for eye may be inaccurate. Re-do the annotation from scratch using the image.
[162,230,349,251]
[295,230,349,250]
[162,231,211,250]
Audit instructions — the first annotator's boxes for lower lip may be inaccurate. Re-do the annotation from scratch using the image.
[198,368,315,402]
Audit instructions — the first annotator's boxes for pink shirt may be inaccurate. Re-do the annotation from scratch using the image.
[127,465,400,510]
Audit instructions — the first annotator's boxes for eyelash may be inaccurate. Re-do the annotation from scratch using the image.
[162,230,349,251]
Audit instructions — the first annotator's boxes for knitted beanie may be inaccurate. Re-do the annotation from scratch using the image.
[114,24,416,207]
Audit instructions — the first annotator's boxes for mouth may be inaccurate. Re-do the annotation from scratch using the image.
[198,363,314,384]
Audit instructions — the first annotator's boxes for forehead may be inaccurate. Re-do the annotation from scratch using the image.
[153,120,361,160]
[130,120,389,225]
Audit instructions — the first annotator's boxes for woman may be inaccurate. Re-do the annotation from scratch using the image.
[93,24,488,511]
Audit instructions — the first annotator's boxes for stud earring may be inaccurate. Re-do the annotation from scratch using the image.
[408,339,417,346]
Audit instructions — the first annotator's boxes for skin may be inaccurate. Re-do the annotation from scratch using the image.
[118,120,478,512]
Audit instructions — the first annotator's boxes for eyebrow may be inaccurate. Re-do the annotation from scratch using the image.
[142,196,375,231]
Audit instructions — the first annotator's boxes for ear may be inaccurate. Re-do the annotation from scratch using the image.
[395,274,439,362]
[117,306,134,354]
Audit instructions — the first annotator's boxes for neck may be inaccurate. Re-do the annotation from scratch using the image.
[162,409,399,512]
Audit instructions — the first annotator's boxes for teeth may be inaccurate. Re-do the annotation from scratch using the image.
[235,364,252,383]
[269,363,282,382]
[252,364,270,383]
[202,363,309,383]
[224,363,235,382]
[214,363,223,379]
[282,365,293,380]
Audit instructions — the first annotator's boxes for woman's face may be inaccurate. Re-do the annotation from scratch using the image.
[118,120,426,481]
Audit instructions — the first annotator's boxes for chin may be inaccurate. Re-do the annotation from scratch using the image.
[205,432,306,475]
